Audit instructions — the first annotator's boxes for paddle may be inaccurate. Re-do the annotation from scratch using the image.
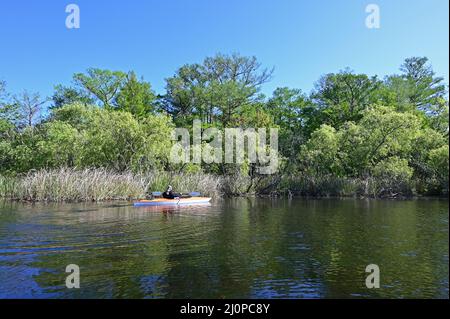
[187,192,201,197]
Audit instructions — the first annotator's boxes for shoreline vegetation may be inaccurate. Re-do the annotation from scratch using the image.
[0,167,447,202]
[0,168,223,202]
[1,53,448,202]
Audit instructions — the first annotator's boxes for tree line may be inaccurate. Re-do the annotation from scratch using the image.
[0,53,448,196]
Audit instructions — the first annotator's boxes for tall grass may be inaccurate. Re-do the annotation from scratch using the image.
[277,174,361,197]
[0,175,20,199]
[0,168,427,202]
[0,168,222,202]
[277,174,416,198]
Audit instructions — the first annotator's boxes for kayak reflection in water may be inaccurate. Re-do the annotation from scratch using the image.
[162,185,182,199]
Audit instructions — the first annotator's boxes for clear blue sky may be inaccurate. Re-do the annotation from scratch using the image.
[0,0,448,100]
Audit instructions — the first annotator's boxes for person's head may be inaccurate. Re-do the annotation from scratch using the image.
[167,185,172,192]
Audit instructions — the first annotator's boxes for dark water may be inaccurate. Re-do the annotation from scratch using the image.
[0,198,448,299]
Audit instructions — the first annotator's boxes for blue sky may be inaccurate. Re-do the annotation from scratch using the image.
[0,0,448,100]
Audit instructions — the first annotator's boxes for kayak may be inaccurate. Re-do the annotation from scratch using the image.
[133,196,211,207]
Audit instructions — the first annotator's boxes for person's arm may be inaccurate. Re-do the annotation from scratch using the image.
[167,191,176,199]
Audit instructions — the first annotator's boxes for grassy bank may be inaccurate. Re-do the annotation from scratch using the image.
[0,168,222,202]
[275,175,412,198]
[0,168,446,202]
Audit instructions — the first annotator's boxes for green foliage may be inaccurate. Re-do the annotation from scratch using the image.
[409,128,446,177]
[266,87,312,167]
[299,124,341,175]
[0,54,448,200]
[80,108,145,170]
[312,70,381,127]
[115,72,156,117]
[51,84,94,108]
[35,121,80,168]
[1,103,174,174]
[428,145,449,177]
[0,104,18,133]
[70,105,173,172]
[0,81,19,131]
[162,53,272,127]
[73,68,127,108]
[426,145,449,194]
[371,157,414,196]
[53,69,156,118]
[340,106,421,174]
[399,57,447,111]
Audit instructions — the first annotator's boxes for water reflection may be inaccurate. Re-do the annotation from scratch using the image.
[0,198,448,298]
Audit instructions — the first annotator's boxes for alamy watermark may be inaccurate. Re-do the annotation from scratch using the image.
[365,264,380,289]
[65,4,80,29]
[65,264,80,288]
[170,120,279,174]
[365,4,380,29]
[63,4,380,31]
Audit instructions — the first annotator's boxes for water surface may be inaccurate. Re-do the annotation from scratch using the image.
[0,198,448,298]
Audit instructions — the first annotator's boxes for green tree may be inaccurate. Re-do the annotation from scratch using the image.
[339,106,421,176]
[311,70,381,127]
[0,81,18,132]
[51,84,94,108]
[299,124,342,175]
[427,145,449,193]
[35,121,81,168]
[73,68,127,108]
[51,103,174,172]
[162,53,273,127]
[399,57,446,112]
[266,87,317,166]
[4,126,41,172]
[115,72,156,117]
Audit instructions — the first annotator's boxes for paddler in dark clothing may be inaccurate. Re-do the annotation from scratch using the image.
[162,185,181,199]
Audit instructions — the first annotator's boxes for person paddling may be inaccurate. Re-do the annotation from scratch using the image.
[162,185,181,199]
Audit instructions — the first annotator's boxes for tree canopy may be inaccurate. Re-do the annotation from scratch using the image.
[0,53,448,196]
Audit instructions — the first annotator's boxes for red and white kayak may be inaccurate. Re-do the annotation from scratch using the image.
[133,197,211,207]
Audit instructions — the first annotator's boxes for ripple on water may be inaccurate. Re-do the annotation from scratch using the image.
[0,198,448,298]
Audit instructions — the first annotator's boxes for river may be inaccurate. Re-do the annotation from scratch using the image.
[0,198,448,298]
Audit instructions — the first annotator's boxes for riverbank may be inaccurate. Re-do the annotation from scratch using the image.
[1,168,447,202]
[0,168,221,202]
